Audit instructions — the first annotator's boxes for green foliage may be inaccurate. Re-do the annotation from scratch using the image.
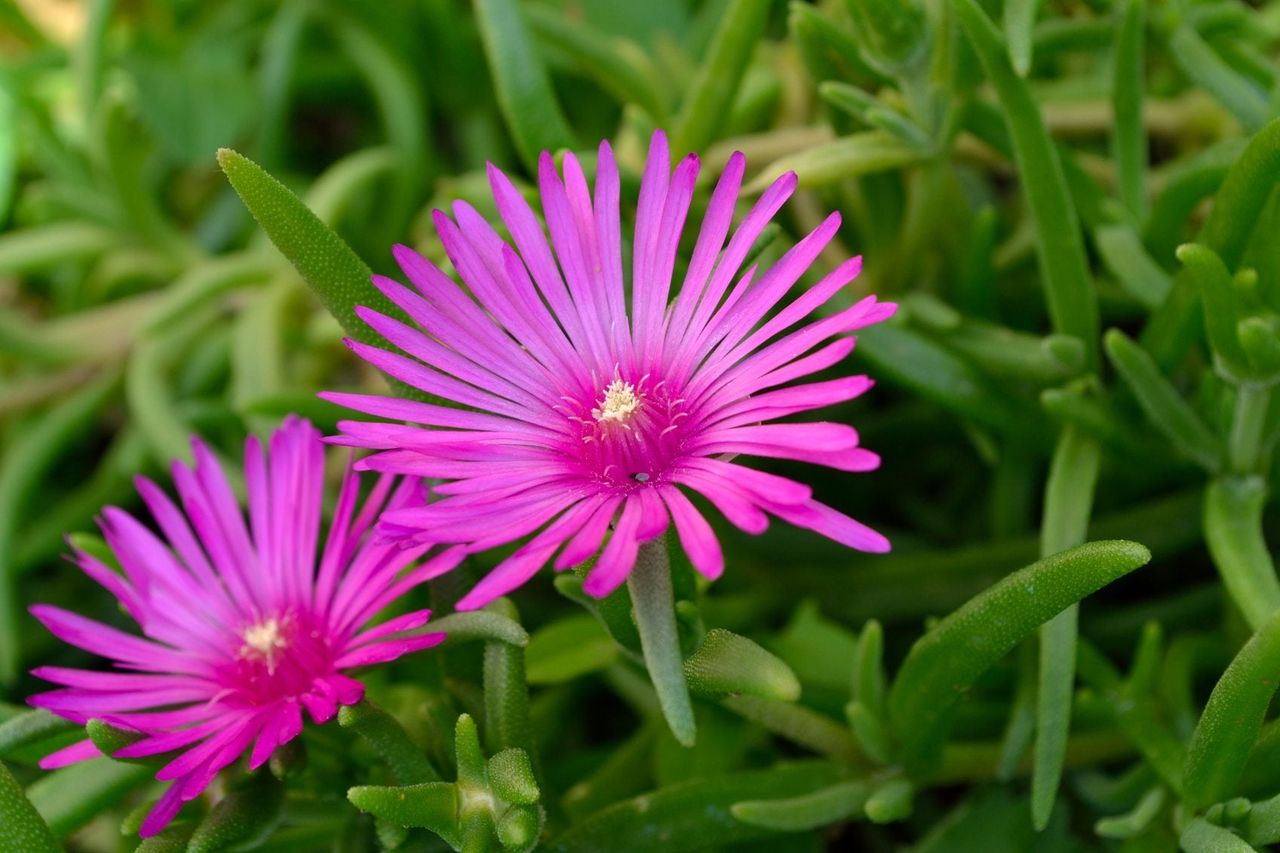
[5,0,1280,849]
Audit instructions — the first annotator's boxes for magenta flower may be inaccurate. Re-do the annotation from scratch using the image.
[325,131,895,610]
[29,417,460,837]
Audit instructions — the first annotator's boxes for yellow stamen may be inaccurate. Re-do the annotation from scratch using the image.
[592,379,640,425]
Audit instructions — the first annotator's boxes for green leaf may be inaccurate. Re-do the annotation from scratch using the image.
[852,620,886,717]
[1144,119,1280,369]
[744,131,922,193]
[0,711,76,763]
[188,772,284,853]
[1003,0,1039,77]
[338,699,441,784]
[841,0,927,74]
[25,758,152,838]
[684,629,800,702]
[0,223,115,276]
[1032,428,1100,829]
[1111,0,1147,221]
[955,0,1097,369]
[1180,817,1256,853]
[0,371,118,685]
[628,537,696,747]
[1179,243,1250,379]
[1184,608,1280,813]
[431,610,529,648]
[483,599,537,761]
[0,759,59,853]
[720,695,861,764]
[731,780,869,831]
[1095,224,1170,310]
[546,761,845,852]
[487,749,540,806]
[215,148,425,402]
[864,778,913,824]
[85,719,147,763]
[1246,791,1280,846]
[856,322,1046,439]
[1167,23,1269,133]
[526,615,617,685]
[888,541,1152,774]
[348,781,459,837]
[1094,786,1165,839]
[474,0,576,171]
[1104,329,1223,472]
[525,6,667,124]
[671,0,770,156]
[818,82,932,150]
[1204,476,1280,632]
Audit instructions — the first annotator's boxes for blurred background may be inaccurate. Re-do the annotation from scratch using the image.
[3,0,1280,849]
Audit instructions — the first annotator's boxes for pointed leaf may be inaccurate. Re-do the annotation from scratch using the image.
[684,629,800,702]
[0,759,59,853]
[888,541,1151,773]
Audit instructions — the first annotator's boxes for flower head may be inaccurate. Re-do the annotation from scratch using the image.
[325,131,895,610]
[29,417,459,836]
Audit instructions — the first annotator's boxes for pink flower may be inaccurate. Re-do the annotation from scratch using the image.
[29,416,459,837]
[325,131,895,610]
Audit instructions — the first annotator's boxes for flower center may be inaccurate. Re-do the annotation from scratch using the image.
[240,618,288,674]
[592,379,640,425]
[563,372,691,490]
[219,611,336,707]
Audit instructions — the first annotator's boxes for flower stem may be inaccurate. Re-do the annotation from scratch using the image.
[1229,384,1272,474]
[627,536,696,747]
[1204,475,1280,630]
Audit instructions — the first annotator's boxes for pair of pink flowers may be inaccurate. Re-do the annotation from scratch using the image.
[30,132,894,836]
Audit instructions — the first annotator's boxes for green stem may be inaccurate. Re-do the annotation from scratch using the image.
[1230,384,1272,474]
[1204,476,1280,630]
[627,536,696,747]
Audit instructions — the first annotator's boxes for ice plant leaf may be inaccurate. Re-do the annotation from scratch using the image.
[745,131,921,193]
[731,780,870,831]
[955,0,1097,370]
[683,628,801,702]
[525,614,618,685]
[1178,243,1250,379]
[474,0,576,171]
[630,538,697,747]
[1180,818,1257,853]
[487,748,540,805]
[546,760,846,852]
[1144,118,1280,369]
[1166,23,1269,133]
[524,6,667,124]
[1111,0,1147,222]
[25,759,152,839]
[215,148,425,402]
[339,700,442,784]
[1204,477,1280,631]
[888,540,1151,774]
[0,758,60,853]
[348,781,459,836]
[1184,599,1280,812]
[187,772,284,853]
[671,0,770,155]
[0,711,76,762]
[0,369,118,685]
[430,610,530,648]
[1104,329,1223,472]
[483,599,538,759]
[1095,224,1169,310]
